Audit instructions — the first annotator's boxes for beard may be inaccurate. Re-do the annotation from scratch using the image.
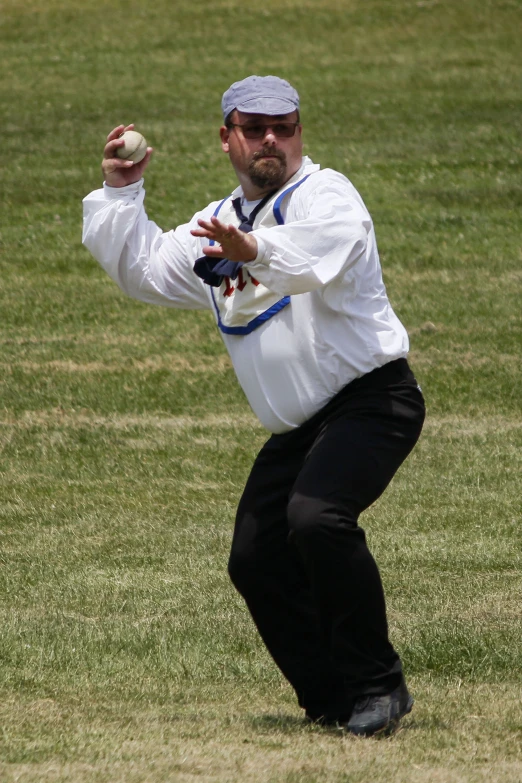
[248,149,288,191]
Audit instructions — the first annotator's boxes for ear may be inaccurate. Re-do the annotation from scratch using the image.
[220,126,230,153]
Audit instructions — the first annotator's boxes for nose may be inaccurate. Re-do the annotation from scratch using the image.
[262,126,277,144]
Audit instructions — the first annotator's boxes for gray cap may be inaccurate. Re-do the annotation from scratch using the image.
[222,75,300,121]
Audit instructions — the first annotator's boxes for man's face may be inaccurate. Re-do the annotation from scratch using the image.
[220,110,303,197]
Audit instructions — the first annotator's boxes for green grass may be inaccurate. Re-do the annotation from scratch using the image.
[1,0,522,780]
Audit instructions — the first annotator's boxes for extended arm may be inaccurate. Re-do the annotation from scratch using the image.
[189,171,372,297]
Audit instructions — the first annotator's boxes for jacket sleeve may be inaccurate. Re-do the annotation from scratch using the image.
[247,171,373,296]
[82,180,211,310]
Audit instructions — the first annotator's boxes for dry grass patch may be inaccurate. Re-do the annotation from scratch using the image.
[0,355,232,374]
[0,409,260,432]
[0,685,521,782]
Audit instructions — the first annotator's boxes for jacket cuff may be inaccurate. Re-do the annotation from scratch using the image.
[102,179,144,199]
[251,234,270,265]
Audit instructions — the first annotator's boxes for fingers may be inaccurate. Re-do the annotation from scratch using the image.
[211,217,240,240]
[103,123,141,160]
[191,218,237,241]
[101,123,154,187]
[190,218,258,262]
[190,219,213,237]
[105,123,135,143]
[101,155,133,176]
[201,244,225,258]
[103,134,127,161]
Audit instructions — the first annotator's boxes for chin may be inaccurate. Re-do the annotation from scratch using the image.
[249,159,287,191]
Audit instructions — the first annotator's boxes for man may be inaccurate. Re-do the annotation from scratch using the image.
[83,75,425,736]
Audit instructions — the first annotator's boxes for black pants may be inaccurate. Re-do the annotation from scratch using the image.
[228,359,426,721]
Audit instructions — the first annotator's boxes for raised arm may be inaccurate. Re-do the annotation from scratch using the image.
[82,126,210,311]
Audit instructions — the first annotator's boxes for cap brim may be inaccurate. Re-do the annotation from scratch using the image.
[235,96,298,116]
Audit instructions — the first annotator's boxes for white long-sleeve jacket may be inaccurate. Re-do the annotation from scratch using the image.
[82,156,408,433]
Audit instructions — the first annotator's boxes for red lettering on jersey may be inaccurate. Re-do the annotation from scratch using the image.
[236,269,247,291]
[223,276,235,297]
[247,271,260,286]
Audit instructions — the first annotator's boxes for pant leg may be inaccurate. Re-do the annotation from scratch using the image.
[228,438,351,719]
[229,360,425,715]
[287,377,425,695]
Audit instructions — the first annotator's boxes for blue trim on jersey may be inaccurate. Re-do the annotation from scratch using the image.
[210,174,311,335]
[272,174,311,225]
[214,296,291,335]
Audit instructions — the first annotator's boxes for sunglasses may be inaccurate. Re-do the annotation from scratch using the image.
[228,122,300,139]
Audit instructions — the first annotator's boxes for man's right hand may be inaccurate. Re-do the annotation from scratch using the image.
[102,124,153,188]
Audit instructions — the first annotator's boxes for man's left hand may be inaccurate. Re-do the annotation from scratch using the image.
[191,217,258,262]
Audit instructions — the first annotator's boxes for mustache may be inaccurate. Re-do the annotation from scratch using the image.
[252,149,286,163]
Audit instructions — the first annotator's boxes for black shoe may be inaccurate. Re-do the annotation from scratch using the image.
[342,679,414,737]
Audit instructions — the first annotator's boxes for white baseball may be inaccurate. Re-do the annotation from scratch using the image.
[115,130,148,163]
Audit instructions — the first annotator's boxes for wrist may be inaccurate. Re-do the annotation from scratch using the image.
[242,234,258,263]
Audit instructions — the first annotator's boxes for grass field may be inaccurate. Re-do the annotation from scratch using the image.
[1,0,522,780]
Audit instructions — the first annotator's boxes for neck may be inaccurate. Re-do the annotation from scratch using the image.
[240,177,279,201]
